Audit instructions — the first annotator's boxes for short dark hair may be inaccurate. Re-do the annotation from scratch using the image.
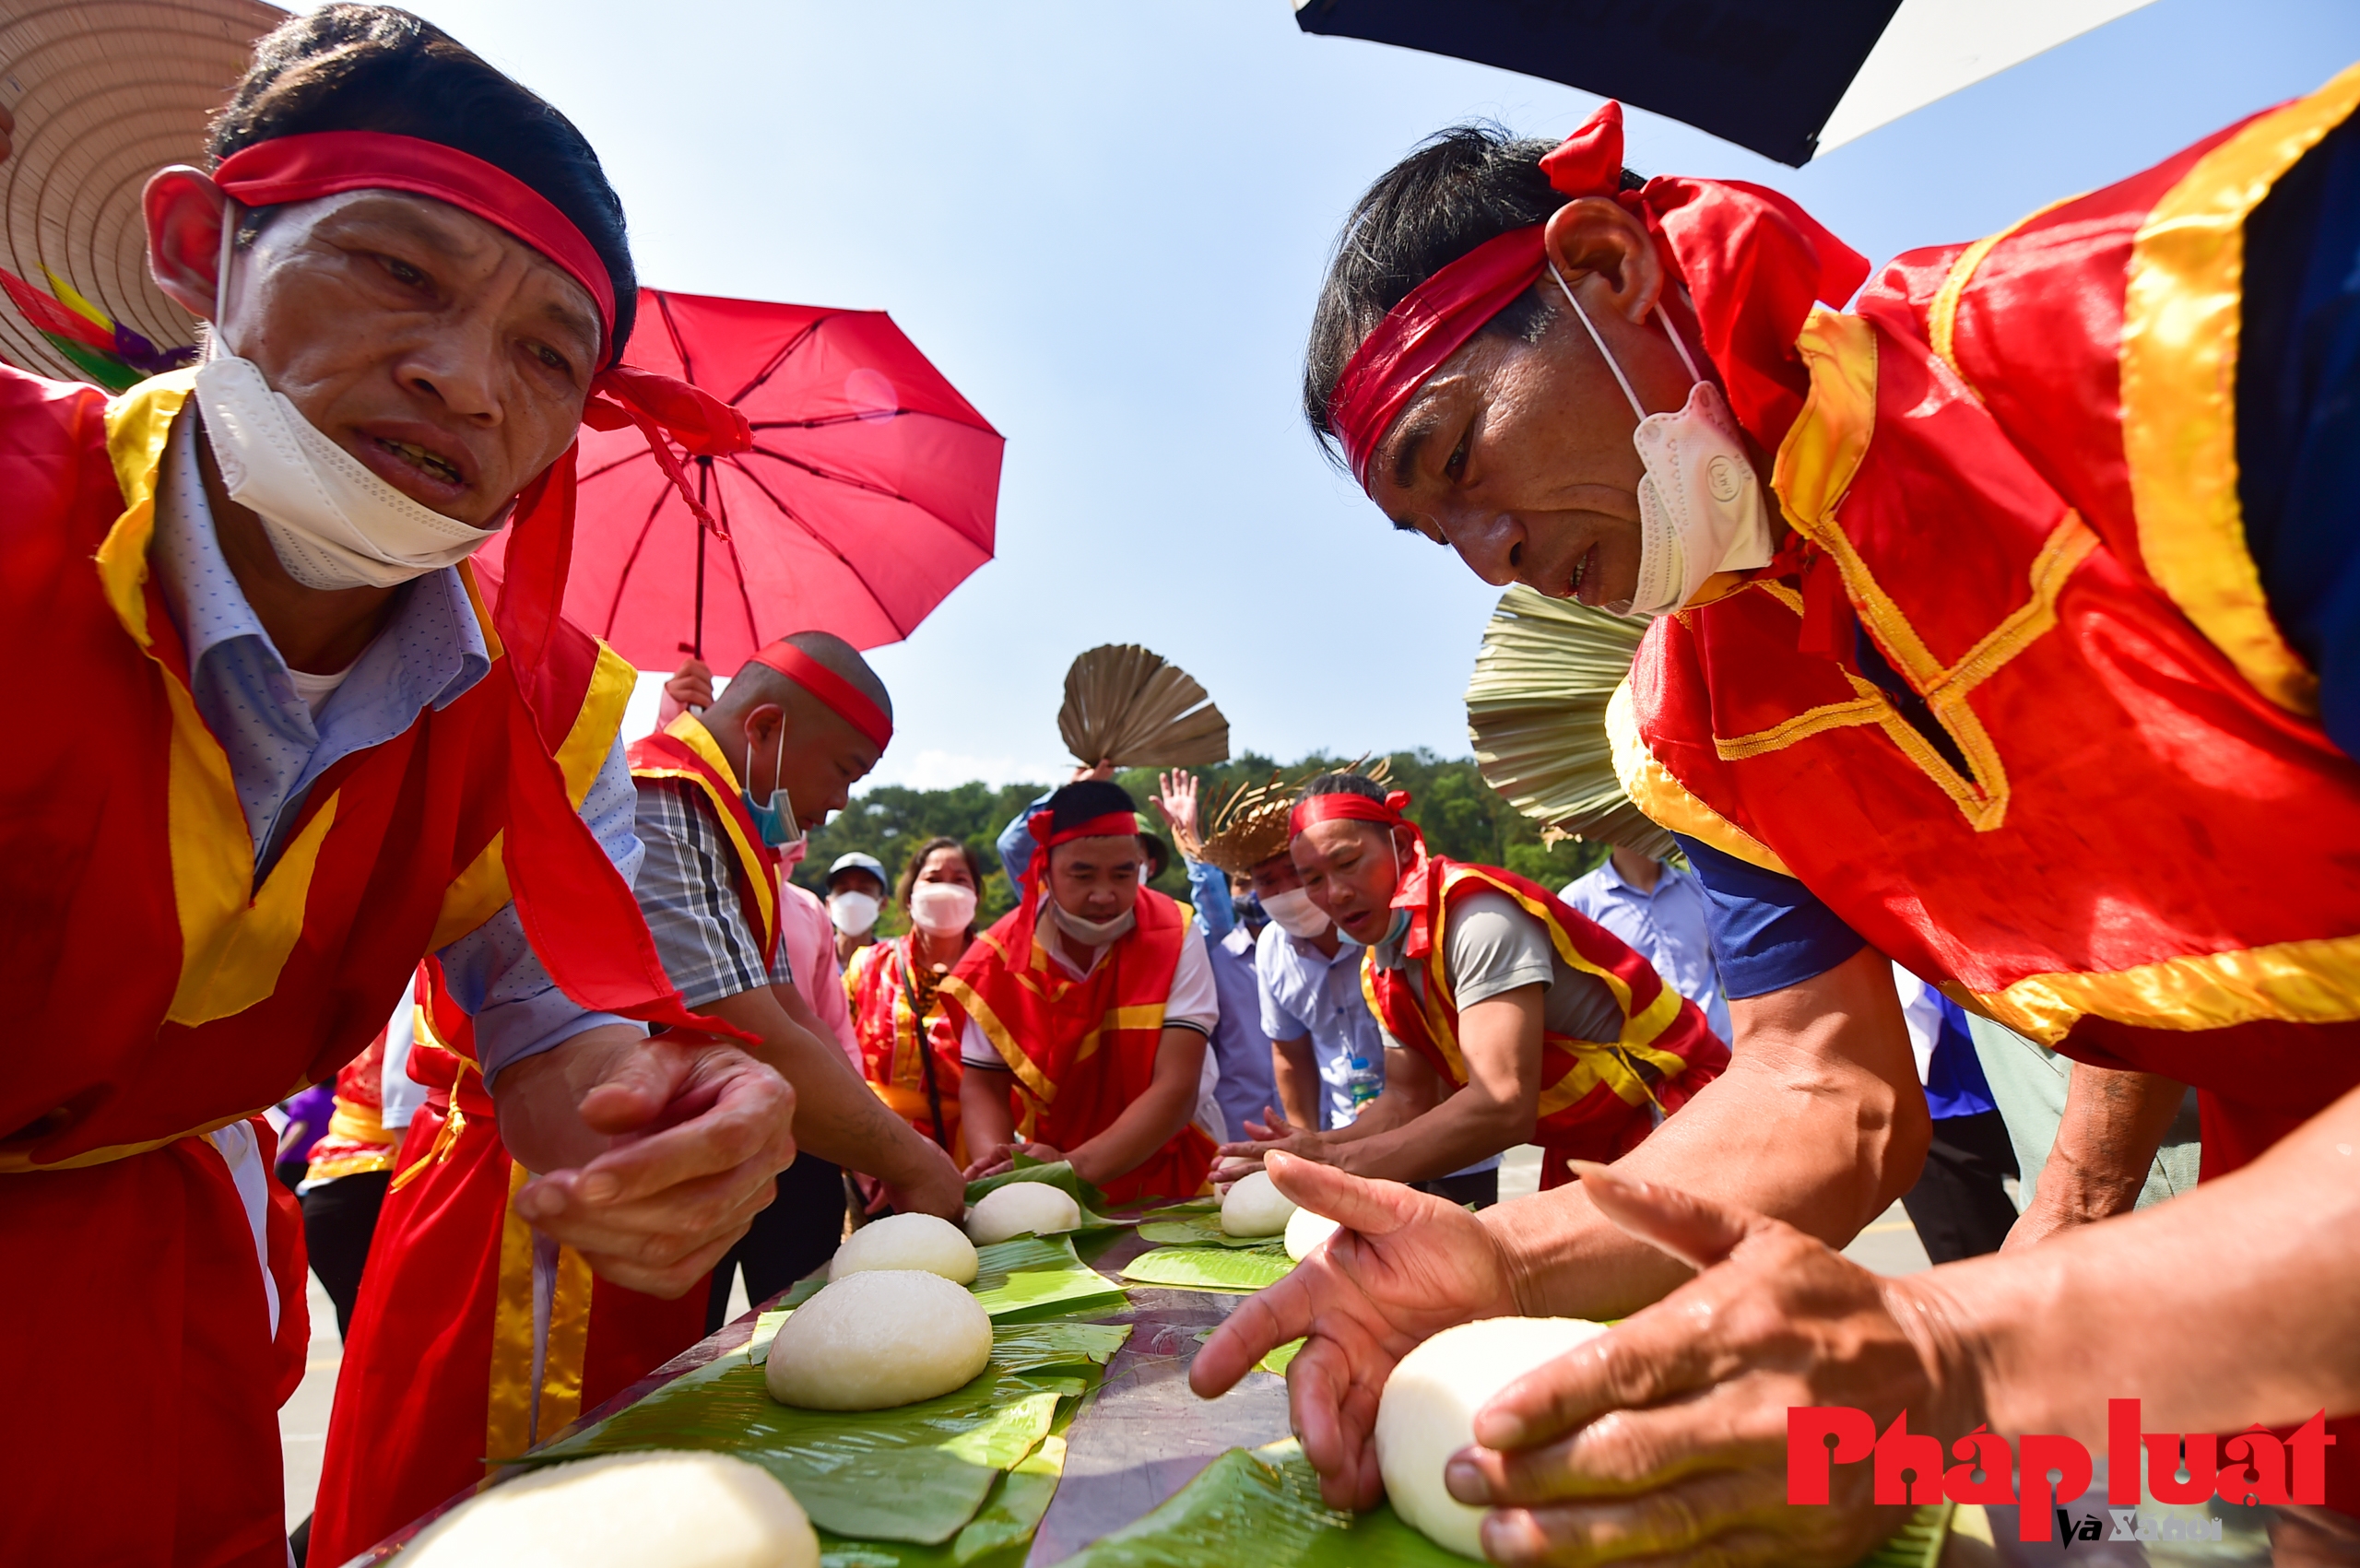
[210,4,637,361]
[895,835,986,912]
[1298,771,1389,805]
[1303,124,1640,466]
[1042,779,1139,836]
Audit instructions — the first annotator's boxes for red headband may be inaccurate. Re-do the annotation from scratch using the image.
[215,131,617,341]
[1328,102,1632,486]
[1026,808,1142,851]
[1289,788,1413,839]
[749,643,893,752]
[211,131,750,541]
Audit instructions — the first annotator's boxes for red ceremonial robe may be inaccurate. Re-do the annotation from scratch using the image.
[1363,857,1727,1189]
[1612,67,2360,1507]
[311,716,782,1562]
[306,971,713,1564]
[943,886,1216,1206]
[302,1029,398,1186]
[0,367,697,1568]
[845,934,969,1159]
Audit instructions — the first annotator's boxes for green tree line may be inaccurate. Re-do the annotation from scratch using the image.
[795,750,1608,937]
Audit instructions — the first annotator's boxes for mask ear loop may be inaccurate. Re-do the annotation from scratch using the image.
[210,195,242,361]
[1548,261,1707,412]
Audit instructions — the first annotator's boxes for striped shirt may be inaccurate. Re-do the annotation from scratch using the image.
[631,777,795,1008]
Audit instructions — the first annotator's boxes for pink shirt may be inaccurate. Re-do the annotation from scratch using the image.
[778,876,864,1070]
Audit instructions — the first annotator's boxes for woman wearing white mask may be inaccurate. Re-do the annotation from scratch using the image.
[844,837,987,1160]
[1199,83,2360,1565]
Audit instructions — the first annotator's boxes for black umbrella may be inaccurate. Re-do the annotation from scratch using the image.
[1291,0,2144,168]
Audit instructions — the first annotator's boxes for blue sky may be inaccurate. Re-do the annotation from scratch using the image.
[417,0,2360,788]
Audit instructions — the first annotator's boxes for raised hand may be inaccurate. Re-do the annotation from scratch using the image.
[1154,769,1206,859]
[1191,1152,1519,1509]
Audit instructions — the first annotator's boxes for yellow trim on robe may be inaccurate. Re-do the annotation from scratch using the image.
[1761,310,2105,834]
[939,964,1058,1111]
[1971,930,2360,1047]
[2120,61,2360,716]
[1925,194,2079,395]
[645,712,777,946]
[485,1160,540,1463]
[0,1099,290,1173]
[99,378,355,1026]
[537,1244,596,1441]
[1606,679,1794,876]
[427,622,635,949]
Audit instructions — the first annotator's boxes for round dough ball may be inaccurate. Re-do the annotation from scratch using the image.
[1375,1317,1611,1559]
[828,1212,979,1285]
[401,1450,817,1568]
[1220,1170,1298,1237]
[965,1180,1081,1244]
[1283,1207,1341,1262]
[765,1270,992,1411]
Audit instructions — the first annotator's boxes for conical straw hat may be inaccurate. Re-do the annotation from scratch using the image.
[1464,584,1674,860]
[0,0,284,384]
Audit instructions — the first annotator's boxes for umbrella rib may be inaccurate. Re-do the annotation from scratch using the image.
[656,291,698,389]
[578,450,651,485]
[726,456,914,639]
[601,482,685,640]
[741,442,920,507]
[727,316,832,407]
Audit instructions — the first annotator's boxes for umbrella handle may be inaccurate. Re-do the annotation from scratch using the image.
[692,457,710,661]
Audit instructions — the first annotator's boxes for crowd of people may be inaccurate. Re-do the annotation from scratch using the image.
[3,2,2354,1564]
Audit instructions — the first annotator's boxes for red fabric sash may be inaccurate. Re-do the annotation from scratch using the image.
[942,886,1213,1205]
[1363,858,1726,1181]
[844,935,967,1152]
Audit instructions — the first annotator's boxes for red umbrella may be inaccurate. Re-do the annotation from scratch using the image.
[481,287,1003,670]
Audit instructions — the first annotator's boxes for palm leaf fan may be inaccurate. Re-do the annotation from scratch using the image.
[1058,644,1230,769]
[1464,586,1674,859]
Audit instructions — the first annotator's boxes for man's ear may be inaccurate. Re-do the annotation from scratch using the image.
[144,167,230,322]
[1541,195,1663,325]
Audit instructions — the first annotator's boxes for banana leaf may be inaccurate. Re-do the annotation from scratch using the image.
[965,1157,1127,1232]
[778,1234,1127,1323]
[1135,1210,1282,1248]
[1119,1244,1292,1292]
[819,1419,1078,1568]
[528,1318,1128,1545]
[1041,1440,1953,1568]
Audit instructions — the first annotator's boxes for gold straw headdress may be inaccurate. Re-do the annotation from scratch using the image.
[1193,757,1393,875]
[1464,585,1673,859]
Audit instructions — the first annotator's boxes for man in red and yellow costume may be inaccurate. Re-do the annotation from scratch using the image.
[1221,772,1723,1194]
[310,635,962,1564]
[0,11,797,1564]
[947,779,1222,1206]
[1200,70,2360,1563]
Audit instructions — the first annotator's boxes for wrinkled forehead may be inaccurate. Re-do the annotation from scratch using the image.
[1293,816,1393,861]
[242,187,603,358]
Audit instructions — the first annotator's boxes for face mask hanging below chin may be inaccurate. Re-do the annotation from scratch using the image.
[1548,266,1774,619]
[1260,886,1330,939]
[196,209,501,591]
[741,725,804,849]
[1047,899,1137,948]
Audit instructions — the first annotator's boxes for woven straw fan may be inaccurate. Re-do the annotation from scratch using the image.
[1059,644,1230,769]
[1464,586,1674,859]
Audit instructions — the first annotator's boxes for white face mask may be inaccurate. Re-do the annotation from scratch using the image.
[1549,266,1773,619]
[1048,899,1136,948]
[829,890,881,937]
[1261,886,1330,940]
[910,881,978,936]
[196,217,500,591]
